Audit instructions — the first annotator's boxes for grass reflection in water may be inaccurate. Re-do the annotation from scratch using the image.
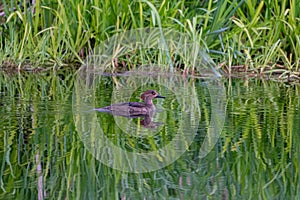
[0,72,299,199]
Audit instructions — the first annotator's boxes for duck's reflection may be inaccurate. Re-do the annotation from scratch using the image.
[96,109,163,129]
[139,112,163,129]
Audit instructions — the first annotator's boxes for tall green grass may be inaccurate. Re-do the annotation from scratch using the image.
[0,0,299,74]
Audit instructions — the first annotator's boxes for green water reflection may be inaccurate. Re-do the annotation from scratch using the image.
[0,71,299,199]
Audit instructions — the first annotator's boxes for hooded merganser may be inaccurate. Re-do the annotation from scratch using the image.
[95,90,165,117]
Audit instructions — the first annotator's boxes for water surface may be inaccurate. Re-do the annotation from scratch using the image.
[0,71,299,199]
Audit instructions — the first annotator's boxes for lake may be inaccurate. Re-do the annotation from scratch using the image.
[0,68,299,199]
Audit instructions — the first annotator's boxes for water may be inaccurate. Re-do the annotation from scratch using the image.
[0,71,299,199]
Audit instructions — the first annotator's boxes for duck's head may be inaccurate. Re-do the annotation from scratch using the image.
[141,90,165,102]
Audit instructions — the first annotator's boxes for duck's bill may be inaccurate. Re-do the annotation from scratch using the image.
[155,95,165,99]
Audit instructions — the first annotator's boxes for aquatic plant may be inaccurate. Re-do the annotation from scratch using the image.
[0,0,299,78]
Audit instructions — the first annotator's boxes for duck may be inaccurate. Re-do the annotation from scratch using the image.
[95,90,165,117]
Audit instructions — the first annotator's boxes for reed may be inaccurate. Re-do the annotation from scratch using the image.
[0,0,299,75]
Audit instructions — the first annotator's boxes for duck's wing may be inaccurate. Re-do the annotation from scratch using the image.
[128,102,145,107]
[95,102,145,111]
